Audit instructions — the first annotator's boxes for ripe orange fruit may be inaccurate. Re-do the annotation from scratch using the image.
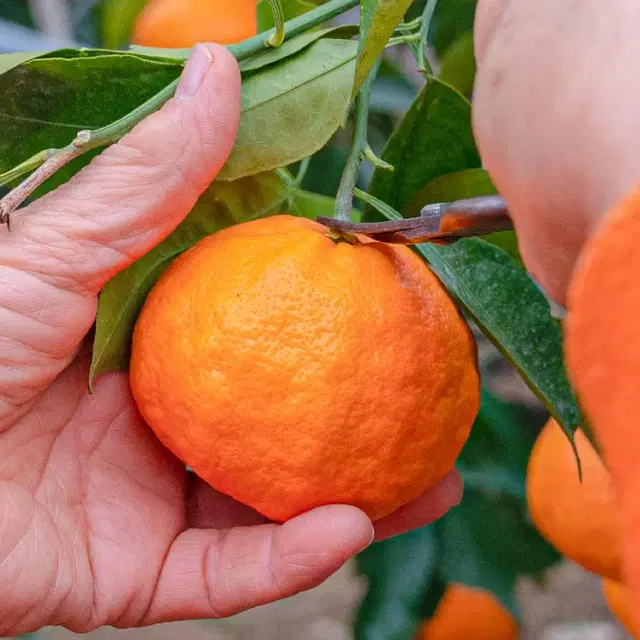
[130,215,480,522]
[602,579,638,636]
[526,418,622,579]
[132,0,257,48]
[566,183,640,626]
[417,584,518,640]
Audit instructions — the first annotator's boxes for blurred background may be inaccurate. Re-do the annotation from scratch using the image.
[2,0,632,638]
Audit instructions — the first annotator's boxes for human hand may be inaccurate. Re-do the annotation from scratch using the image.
[0,43,462,636]
[473,0,640,304]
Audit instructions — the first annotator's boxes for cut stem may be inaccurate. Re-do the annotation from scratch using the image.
[266,0,286,47]
[333,62,379,221]
[0,0,360,227]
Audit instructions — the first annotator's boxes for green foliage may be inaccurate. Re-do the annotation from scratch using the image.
[438,30,476,96]
[0,0,33,28]
[355,392,561,639]
[221,38,358,180]
[0,51,183,185]
[368,78,480,214]
[257,0,318,32]
[428,0,477,54]
[355,0,415,93]
[101,0,149,49]
[356,527,439,640]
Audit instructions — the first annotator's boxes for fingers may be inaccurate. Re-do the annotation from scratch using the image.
[140,506,373,624]
[0,44,240,422]
[1,43,240,296]
[472,0,640,303]
[373,470,463,541]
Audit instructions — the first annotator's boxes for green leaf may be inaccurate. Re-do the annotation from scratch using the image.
[256,0,317,32]
[90,172,289,385]
[0,52,182,181]
[368,78,481,215]
[0,0,34,27]
[403,167,495,216]
[355,527,439,640]
[355,0,414,94]
[1,39,356,192]
[457,390,541,499]
[402,168,523,266]
[428,0,477,54]
[102,0,149,49]
[416,239,582,436]
[219,38,358,181]
[291,187,361,220]
[438,30,476,96]
[239,25,358,74]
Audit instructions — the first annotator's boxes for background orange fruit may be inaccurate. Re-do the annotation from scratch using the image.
[132,0,257,48]
[130,215,480,522]
[417,584,518,640]
[526,418,621,579]
[602,579,637,637]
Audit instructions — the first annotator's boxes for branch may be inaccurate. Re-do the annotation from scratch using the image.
[0,0,360,229]
[333,62,379,221]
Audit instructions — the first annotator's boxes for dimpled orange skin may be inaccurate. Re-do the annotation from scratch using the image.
[130,215,480,522]
[602,579,638,637]
[132,0,257,48]
[526,419,622,580]
[417,584,518,640]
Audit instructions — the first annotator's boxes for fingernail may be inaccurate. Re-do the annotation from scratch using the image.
[175,44,214,100]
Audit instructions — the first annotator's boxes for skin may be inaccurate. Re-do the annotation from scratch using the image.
[473,0,640,304]
[0,44,462,635]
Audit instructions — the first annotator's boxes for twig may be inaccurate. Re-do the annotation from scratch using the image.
[333,62,379,221]
[417,0,438,74]
[0,0,360,229]
[266,0,286,47]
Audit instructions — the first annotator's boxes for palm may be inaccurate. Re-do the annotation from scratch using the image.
[0,349,278,634]
[1,353,182,632]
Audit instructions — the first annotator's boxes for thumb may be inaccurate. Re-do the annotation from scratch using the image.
[0,43,240,422]
[1,43,240,296]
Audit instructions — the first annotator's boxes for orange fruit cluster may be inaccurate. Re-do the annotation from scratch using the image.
[131,215,480,522]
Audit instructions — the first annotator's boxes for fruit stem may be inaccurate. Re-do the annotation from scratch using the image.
[333,61,380,221]
[0,0,359,227]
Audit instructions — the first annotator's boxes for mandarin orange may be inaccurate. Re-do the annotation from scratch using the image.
[132,0,257,48]
[417,584,518,640]
[526,418,621,579]
[130,215,479,521]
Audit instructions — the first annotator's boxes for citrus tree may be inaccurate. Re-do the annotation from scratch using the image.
[0,0,594,638]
